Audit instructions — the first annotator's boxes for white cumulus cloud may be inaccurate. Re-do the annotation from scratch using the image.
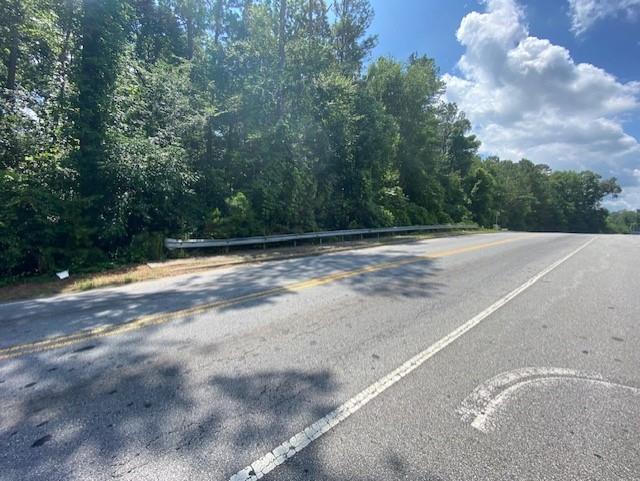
[443,0,640,209]
[569,0,640,35]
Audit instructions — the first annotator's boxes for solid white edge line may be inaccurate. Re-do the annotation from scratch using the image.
[228,236,597,481]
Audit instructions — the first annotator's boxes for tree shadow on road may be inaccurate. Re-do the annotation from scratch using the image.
[0,248,443,348]
[0,243,449,480]
[264,442,447,481]
[0,335,346,480]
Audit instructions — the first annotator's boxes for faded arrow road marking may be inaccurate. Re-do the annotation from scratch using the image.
[458,367,640,433]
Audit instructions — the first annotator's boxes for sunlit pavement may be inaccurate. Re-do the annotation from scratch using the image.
[1,232,638,480]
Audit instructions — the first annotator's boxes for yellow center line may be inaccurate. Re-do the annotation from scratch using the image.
[0,236,524,360]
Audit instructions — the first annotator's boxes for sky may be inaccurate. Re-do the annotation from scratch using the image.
[368,0,640,210]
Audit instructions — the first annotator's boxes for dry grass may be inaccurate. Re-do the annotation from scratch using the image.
[0,230,483,303]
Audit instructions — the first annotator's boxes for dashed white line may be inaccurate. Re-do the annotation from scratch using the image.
[229,237,596,481]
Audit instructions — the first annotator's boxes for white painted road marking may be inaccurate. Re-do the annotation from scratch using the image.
[458,367,603,425]
[459,367,640,433]
[458,367,605,432]
[228,237,596,481]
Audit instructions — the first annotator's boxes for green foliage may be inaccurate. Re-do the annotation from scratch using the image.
[0,150,78,276]
[0,0,625,279]
[127,231,166,262]
[606,210,640,234]
[211,191,259,237]
[480,158,621,232]
[466,165,497,227]
[332,0,377,76]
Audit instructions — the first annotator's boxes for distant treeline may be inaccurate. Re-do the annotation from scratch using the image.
[0,0,622,277]
[607,210,640,234]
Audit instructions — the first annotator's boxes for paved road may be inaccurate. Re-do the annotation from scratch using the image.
[0,232,638,480]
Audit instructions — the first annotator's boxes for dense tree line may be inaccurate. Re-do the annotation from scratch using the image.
[607,210,640,234]
[0,0,622,277]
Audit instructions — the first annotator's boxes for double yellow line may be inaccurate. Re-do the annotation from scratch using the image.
[0,236,521,361]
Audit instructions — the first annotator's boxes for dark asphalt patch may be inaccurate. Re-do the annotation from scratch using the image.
[31,434,52,448]
[73,344,96,353]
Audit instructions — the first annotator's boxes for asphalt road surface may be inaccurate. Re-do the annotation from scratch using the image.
[1,232,638,481]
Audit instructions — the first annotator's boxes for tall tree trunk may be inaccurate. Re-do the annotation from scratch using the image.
[186,18,194,59]
[53,28,72,128]
[214,0,224,43]
[334,0,351,69]
[205,116,214,165]
[5,3,20,91]
[276,0,287,118]
[278,0,286,70]
[76,0,125,201]
[242,0,252,24]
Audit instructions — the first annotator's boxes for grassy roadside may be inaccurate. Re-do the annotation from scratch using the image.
[0,230,491,303]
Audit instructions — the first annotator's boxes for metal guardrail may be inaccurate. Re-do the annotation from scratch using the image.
[165,223,478,250]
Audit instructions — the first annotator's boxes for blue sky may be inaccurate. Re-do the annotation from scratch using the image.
[367,0,640,209]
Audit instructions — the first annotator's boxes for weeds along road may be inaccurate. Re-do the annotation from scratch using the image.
[1,232,638,481]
